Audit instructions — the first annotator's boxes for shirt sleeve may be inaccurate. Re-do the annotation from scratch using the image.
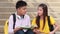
[8,15,14,34]
[50,16,55,25]
[32,18,38,27]
[27,15,31,28]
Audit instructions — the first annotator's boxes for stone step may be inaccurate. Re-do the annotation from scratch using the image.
[0,19,6,26]
[48,3,60,7]
[1,0,59,3]
[0,2,15,8]
[0,8,37,12]
[49,8,60,12]
[0,25,60,34]
[0,11,60,19]
[48,12,60,18]
[0,7,16,12]
[0,25,4,33]
[0,11,37,19]
[0,24,60,34]
[0,11,15,14]
[28,2,60,8]
[0,2,60,8]
[26,0,60,3]
[0,18,60,26]
[46,0,60,2]
[28,2,60,7]
[0,7,60,13]
[0,0,8,2]
[0,14,11,19]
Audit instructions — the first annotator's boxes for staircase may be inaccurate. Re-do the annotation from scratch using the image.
[0,0,60,34]
[0,0,16,34]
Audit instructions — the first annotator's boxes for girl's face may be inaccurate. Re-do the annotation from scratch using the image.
[37,7,43,16]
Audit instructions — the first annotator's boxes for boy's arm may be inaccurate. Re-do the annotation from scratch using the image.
[8,15,14,34]
[28,16,31,28]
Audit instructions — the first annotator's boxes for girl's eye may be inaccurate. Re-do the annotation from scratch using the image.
[39,10,42,11]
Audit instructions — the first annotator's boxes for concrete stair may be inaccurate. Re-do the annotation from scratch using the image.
[0,0,8,2]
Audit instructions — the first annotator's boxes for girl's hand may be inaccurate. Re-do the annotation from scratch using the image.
[49,31,54,34]
[33,29,37,32]
[33,29,40,33]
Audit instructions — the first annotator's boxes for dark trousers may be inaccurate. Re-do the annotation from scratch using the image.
[15,29,34,34]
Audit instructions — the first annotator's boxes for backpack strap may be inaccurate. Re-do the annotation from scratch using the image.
[48,16,54,32]
[12,14,16,29]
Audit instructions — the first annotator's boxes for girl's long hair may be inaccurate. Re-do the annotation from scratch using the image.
[36,3,48,29]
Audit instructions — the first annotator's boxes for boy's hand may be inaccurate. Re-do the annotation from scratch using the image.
[14,27,23,32]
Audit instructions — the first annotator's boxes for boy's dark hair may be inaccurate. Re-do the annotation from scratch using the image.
[16,1,27,9]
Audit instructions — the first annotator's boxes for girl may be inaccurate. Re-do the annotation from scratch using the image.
[32,3,59,34]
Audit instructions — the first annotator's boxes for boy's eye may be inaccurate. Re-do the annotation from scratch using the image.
[23,8,26,10]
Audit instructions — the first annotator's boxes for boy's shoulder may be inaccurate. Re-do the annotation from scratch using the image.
[9,15,13,18]
[25,14,30,18]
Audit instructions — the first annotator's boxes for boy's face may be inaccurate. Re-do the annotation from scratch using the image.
[17,6,27,16]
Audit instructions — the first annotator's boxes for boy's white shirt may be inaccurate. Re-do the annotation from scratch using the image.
[8,12,31,34]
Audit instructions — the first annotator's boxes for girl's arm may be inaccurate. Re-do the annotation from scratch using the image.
[52,23,59,33]
[50,23,60,34]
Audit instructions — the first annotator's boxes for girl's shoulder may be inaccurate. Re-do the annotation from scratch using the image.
[49,16,54,19]
[49,16,55,25]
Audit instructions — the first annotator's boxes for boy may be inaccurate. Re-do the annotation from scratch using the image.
[8,1,34,34]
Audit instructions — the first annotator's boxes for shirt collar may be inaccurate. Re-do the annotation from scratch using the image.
[15,12,25,19]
